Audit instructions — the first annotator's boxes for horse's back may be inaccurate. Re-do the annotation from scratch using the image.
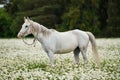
[55,29,89,45]
[72,29,88,38]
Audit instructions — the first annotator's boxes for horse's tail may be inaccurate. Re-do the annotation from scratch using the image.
[87,32,99,66]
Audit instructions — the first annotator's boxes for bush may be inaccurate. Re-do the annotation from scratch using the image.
[0,8,12,37]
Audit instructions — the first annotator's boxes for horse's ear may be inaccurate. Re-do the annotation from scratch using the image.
[24,17,26,22]
[27,17,31,22]
[27,17,30,20]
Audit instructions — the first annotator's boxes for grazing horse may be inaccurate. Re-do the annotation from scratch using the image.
[17,17,99,67]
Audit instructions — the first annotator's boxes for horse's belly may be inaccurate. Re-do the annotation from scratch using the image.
[55,48,75,54]
[55,38,78,54]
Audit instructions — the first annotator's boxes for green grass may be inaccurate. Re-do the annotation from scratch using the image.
[0,38,120,80]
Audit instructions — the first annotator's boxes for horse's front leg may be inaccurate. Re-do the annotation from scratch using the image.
[47,51,55,67]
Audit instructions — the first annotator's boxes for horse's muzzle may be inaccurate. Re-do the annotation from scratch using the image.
[17,32,22,39]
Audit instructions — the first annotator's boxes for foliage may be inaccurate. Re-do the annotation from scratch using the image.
[0,0,120,37]
[106,0,120,37]
[0,8,12,37]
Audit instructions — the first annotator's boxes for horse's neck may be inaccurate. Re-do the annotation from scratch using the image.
[40,25,50,33]
[32,22,51,39]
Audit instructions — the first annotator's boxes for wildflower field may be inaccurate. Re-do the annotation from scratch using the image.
[0,38,120,80]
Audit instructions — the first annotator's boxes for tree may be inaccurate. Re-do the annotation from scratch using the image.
[106,0,120,37]
[0,8,12,37]
[0,0,119,37]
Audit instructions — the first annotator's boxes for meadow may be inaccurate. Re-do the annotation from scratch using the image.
[0,38,120,80]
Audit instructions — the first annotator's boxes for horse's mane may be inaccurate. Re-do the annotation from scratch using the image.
[41,26,53,36]
[31,21,52,36]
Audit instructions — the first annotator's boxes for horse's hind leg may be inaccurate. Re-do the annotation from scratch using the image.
[74,47,80,64]
[80,47,88,64]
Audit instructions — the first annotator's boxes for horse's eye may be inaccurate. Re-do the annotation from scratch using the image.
[25,25,28,28]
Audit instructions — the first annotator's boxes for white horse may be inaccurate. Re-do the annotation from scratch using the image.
[17,17,99,67]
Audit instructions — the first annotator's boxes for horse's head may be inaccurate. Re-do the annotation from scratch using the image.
[17,17,33,38]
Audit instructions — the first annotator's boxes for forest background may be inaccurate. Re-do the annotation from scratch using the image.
[0,0,120,38]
